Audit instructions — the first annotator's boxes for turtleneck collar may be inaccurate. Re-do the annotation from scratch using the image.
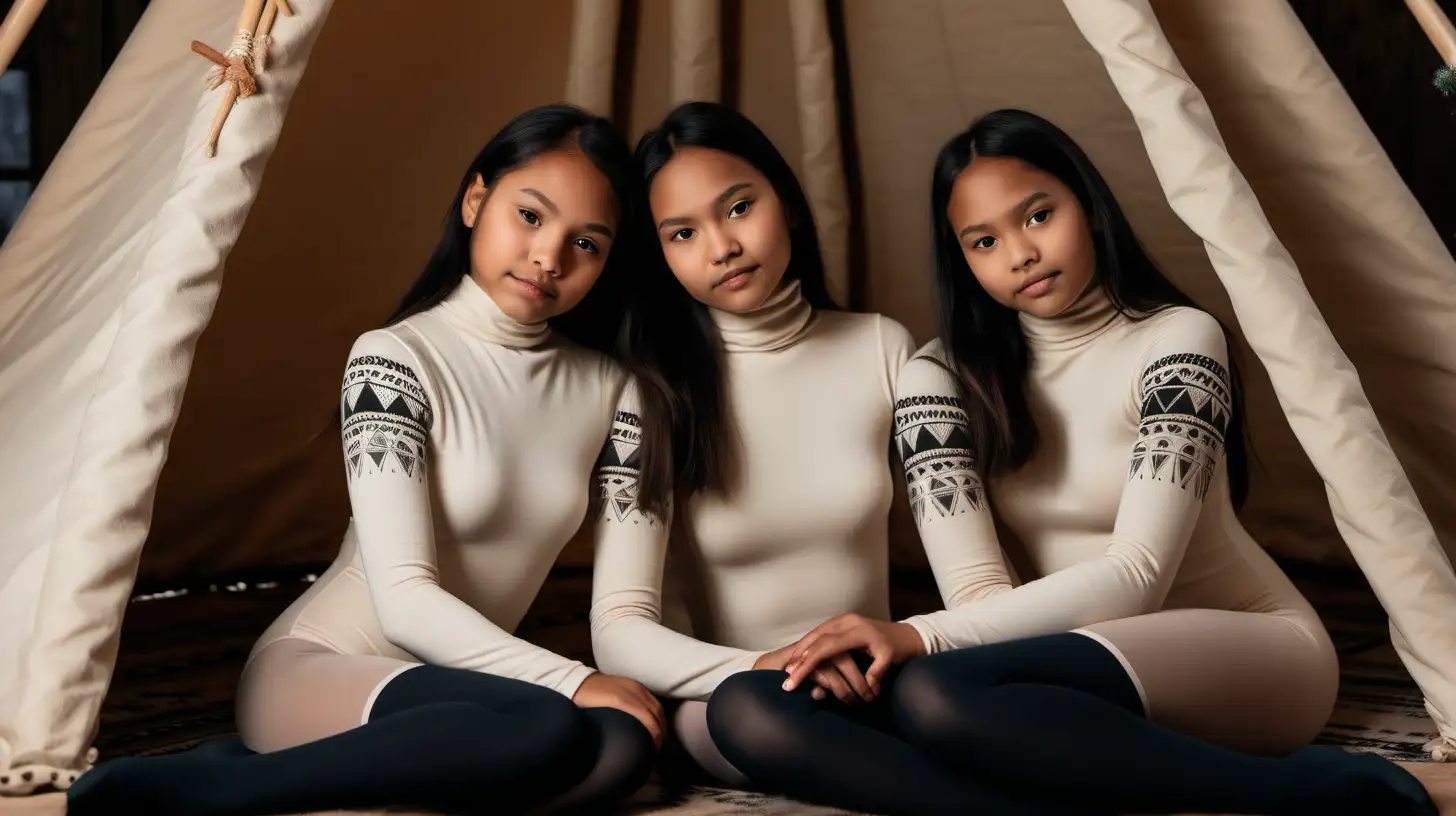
[709,278,816,353]
[435,274,551,350]
[1018,281,1120,351]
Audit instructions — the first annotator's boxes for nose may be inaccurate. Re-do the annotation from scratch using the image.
[707,226,742,266]
[529,235,563,279]
[1005,232,1039,273]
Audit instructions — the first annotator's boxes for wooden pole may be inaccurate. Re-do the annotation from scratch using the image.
[194,0,269,157]
[0,0,49,76]
[1404,0,1456,66]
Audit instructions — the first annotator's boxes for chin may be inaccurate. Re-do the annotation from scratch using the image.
[1018,292,1074,319]
[490,284,555,324]
[709,277,773,313]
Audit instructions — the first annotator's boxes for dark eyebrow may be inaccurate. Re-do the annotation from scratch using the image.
[959,191,1049,239]
[523,187,612,238]
[521,188,559,215]
[714,181,752,210]
[656,182,754,232]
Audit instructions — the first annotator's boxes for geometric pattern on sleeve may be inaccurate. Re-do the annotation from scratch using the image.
[894,393,985,523]
[1129,352,1231,500]
[341,354,433,483]
[594,409,657,525]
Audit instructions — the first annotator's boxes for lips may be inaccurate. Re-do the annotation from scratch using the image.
[507,273,557,300]
[1017,270,1060,294]
[713,264,759,288]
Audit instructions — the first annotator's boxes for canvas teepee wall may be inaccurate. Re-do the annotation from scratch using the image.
[1,0,1455,796]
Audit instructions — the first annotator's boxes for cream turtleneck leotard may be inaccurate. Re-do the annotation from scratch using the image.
[246,275,626,700]
[589,280,917,701]
[893,286,1339,752]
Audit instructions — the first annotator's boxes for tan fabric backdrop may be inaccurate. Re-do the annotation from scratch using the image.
[142,0,1456,583]
[5,0,1456,788]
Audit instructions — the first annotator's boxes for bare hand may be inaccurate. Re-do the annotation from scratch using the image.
[782,614,925,695]
[572,672,666,747]
[755,643,875,704]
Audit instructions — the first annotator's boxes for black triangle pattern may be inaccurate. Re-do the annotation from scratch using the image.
[593,410,659,526]
[895,394,985,523]
[1128,353,1230,500]
[340,357,432,482]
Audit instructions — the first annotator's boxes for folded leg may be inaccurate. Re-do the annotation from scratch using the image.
[892,614,1434,815]
[68,638,650,815]
[705,669,1106,815]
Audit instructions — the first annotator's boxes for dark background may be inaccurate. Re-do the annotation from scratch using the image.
[1,0,1453,250]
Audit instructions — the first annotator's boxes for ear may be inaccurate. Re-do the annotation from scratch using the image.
[461,173,489,228]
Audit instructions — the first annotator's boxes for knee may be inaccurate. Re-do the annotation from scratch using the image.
[704,670,809,768]
[890,656,972,749]
[442,697,587,772]
[530,692,593,757]
[583,708,657,797]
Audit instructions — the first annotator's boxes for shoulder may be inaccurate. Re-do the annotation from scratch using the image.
[813,310,917,361]
[896,339,962,399]
[1138,306,1227,358]
[1133,308,1233,397]
[345,328,433,388]
[909,338,950,366]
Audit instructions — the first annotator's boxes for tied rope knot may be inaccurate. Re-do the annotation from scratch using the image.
[192,30,258,99]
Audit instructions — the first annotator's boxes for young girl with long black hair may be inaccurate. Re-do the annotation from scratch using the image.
[772,108,1437,815]
[68,104,661,816]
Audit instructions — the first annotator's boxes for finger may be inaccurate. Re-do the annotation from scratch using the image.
[865,642,895,693]
[811,685,826,701]
[640,693,667,742]
[784,634,857,690]
[625,703,664,747]
[833,653,875,701]
[814,667,855,704]
[788,632,825,666]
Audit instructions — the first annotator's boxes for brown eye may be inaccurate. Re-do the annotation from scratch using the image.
[519,209,541,226]
[972,236,996,250]
[727,199,752,218]
[574,237,599,254]
[1028,209,1051,226]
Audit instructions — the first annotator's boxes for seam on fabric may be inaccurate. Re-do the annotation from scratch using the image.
[933,0,970,119]
[360,664,422,725]
[30,111,196,761]
[1070,628,1151,719]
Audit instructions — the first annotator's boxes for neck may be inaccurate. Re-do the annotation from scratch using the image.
[709,278,815,353]
[435,275,552,349]
[1018,281,1118,350]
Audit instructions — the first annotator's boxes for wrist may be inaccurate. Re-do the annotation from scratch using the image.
[888,621,927,660]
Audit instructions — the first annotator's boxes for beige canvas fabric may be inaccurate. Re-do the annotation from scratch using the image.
[564,0,621,117]
[669,0,721,103]
[0,0,337,793]
[786,0,851,305]
[3,0,1455,796]
[1152,0,1456,567]
[1063,0,1456,758]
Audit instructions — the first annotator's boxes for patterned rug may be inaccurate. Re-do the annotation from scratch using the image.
[89,561,1441,814]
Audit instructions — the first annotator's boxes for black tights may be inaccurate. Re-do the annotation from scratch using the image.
[67,664,654,815]
[707,633,1437,816]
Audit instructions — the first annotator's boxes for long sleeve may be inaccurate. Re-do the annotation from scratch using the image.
[588,381,766,700]
[892,352,1018,654]
[343,330,595,698]
[901,312,1234,652]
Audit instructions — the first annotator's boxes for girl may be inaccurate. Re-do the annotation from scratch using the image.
[69,104,661,816]
[773,108,1437,815]
[588,102,1080,815]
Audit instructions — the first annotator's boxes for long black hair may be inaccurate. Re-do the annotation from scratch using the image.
[929,108,1250,507]
[385,103,637,354]
[624,101,839,518]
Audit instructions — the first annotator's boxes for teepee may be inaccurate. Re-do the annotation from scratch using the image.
[2,0,1456,796]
